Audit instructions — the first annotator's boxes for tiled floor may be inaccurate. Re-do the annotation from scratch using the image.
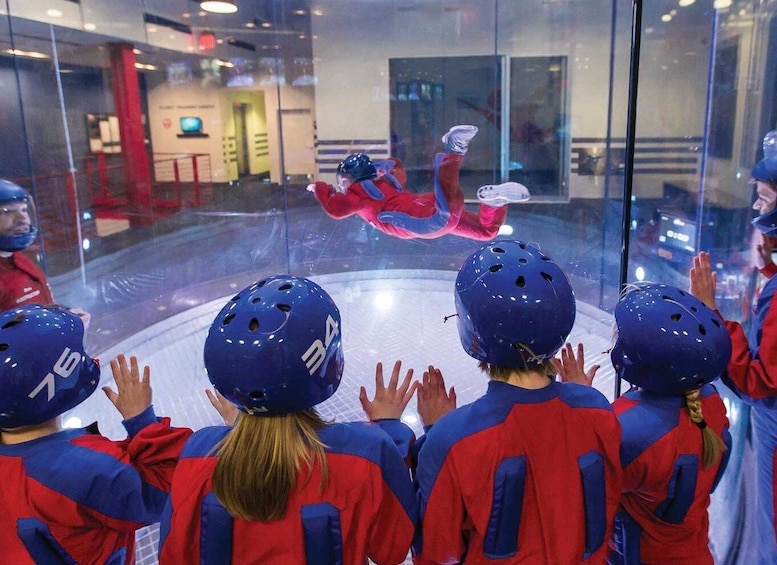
[64,269,617,564]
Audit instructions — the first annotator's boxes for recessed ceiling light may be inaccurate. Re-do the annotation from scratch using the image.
[46,9,63,18]
[3,49,50,59]
[200,1,238,14]
[678,0,695,6]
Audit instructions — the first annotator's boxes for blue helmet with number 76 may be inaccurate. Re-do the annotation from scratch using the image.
[204,275,344,416]
[0,305,100,429]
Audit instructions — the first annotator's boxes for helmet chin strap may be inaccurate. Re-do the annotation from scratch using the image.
[752,207,777,237]
[0,228,38,252]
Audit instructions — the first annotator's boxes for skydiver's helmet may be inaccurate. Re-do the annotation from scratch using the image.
[336,153,377,191]
[611,283,731,395]
[0,179,38,252]
[455,240,576,368]
[751,155,777,237]
[204,275,344,416]
[0,305,100,429]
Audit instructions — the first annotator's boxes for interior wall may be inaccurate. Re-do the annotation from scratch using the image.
[146,82,226,181]
[311,0,711,198]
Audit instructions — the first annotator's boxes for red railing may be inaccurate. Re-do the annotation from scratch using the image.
[9,152,214,253]
[84,152,213,210]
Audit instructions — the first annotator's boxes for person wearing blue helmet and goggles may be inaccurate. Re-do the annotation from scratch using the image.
[0,179,53,311]
[690,140,777,563]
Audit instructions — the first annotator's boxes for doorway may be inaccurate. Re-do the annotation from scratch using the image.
[233,102,250,176]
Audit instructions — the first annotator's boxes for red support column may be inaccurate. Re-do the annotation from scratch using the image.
[109,43,153,226]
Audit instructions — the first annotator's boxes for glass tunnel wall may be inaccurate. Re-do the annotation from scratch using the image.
[0,0,771,562]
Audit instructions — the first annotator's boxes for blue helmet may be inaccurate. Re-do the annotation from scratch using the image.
[0,305,100,429]
[204,275,344,416]
[611,283,731,395]
[751,155,777,237]
[455,240,576,367]
[0,179,38,252]
[337,153,377,183]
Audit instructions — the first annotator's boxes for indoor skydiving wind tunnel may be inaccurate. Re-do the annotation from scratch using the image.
[0,0,774,562]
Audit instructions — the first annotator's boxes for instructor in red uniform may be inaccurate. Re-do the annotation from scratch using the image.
[0,179,53,310]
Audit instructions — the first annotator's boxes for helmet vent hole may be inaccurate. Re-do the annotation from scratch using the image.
[223,313,236,325]
[248,318,260,331]
[699,324,707,335]
[516,276,526,288]
[249,390,265,399]
[519,258,527,264]
[541,272,553,283]
[230,294,240,302]
[711,318,721,328]
[251,297,261,304]
[690,306,698,312]
[671,313,682,322]
[0,343,8,351]
[493,247,505,253]
[489,264,503,273]
[277,304,291,312]
[279,283,292,291]
[2,314,26,329]
[519,242,527,249]
[256,279,267,287]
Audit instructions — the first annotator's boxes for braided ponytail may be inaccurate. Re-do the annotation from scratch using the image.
[684,389,727,469]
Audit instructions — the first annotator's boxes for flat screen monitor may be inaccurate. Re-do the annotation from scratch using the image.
[180,116,203,134]
[658,213,697,253]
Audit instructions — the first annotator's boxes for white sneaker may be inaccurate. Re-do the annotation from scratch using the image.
[442,125,478,155]
[477,182,531,206]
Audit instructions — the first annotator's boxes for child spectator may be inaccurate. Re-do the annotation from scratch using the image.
[556,283,731,564]
[158,275,418,564]
[0,304,192,564]
[413,240,622,564]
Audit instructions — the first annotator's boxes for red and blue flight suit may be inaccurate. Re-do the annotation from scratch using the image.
[607,283,732,565]
[413,240,623,564]
[311,154,507,241]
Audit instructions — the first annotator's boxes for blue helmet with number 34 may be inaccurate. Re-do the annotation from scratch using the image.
[0,305,100,429]
[204,275,344,416]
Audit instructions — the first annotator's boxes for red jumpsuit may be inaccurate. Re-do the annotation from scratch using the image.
[719,272,777,562]
[159,420,417,564]
[312,155,507,241]
[610,384,730,564]
[413,380,623,564]
[0,407,192,565]
[0,252,53,311]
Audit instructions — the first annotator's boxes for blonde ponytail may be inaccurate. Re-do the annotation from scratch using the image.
[684,389,727,469]
[212,408,329,521]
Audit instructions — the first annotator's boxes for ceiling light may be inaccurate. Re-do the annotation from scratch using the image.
[678,0,695,6]
[661,13,672,22]
[46,9,63,18]
[713,0,732,8]
[3,49,50,59]
[200,1,238,14]
[83,23,96,31]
